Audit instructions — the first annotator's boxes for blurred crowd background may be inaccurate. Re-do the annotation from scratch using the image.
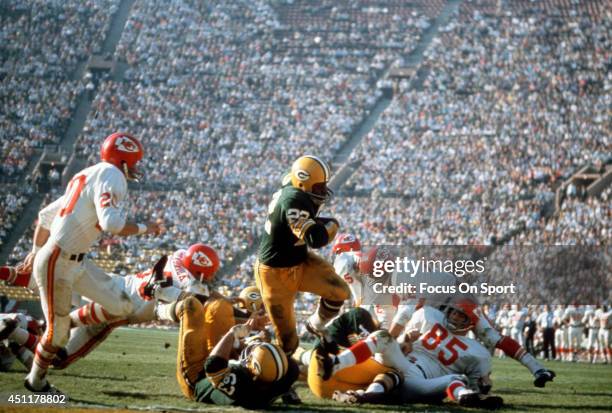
[1,0,609,321]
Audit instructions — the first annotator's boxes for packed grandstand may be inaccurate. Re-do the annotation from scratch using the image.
[0,0,610,366]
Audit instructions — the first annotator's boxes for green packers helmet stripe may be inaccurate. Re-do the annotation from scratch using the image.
[261,343,285,381]
[304,155,330,181]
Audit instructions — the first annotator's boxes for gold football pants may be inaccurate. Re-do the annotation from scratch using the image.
[307,351,390,398]
[255,251,350,353]
[176,296,235,399]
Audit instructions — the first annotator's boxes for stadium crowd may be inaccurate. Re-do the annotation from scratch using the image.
[1,0,609,313]
[344,0,610,246]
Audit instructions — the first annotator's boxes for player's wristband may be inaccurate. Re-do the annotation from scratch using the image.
[137,223,148,235]
[32,245,41,253]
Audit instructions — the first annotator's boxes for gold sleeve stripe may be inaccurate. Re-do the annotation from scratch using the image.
[290,218,316,240]
[206,367,229,386]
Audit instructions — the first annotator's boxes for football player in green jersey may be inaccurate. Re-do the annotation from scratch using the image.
[255,155,351,354]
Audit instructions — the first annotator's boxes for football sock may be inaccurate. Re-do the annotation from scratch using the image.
[156,302,179,322]
[447,380,470,401]
[70,302,115,327]
[366,382,384,394]
[7,326,38,352]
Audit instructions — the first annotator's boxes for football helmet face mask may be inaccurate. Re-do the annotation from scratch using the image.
[332,233,361,255]
[100,132,144,181]
[238,286,263,313]
[240,341,288,383]
[444,295,479,334]
[290,155,333,205]
[182,244,220,282]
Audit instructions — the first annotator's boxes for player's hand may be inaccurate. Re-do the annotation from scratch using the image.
[250,309,269,331]
[18,252,36,274]
[231,323,251,340]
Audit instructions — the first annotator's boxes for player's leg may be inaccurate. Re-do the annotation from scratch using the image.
[299,252,350,333]
[254,260,300,354]
[202,298,235,353]
[175,296,209,399]
[0,314,38,353]
[53,320,127,369]
[72,260,134,323]
[308,348,390,399]
[26,246,76,392]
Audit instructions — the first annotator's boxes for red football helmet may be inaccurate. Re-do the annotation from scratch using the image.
[183,244,220,282]
[332,233,361,254]
[100,132,144,181]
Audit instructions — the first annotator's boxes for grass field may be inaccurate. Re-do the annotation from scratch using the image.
[0,328,611,413]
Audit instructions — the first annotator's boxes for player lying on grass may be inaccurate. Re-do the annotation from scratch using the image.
[390,296,556,388]
[174,296,298,408]
[302,307,403,403]
[356,246,556,388]
[0,313,44,370]
[316,299,504,409]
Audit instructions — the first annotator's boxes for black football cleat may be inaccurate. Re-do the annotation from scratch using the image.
[458,392,504,410]
[141,255,169,299]
[533,368,556,388]
[24,378,64,395]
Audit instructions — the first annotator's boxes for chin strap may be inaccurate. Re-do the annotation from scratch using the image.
[122,162,142,182]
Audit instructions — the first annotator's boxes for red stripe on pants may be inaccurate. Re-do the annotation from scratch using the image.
[43,246,61,347]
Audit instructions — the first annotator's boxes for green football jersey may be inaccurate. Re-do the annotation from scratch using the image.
[194,356,296,408]
[258,185,320,267]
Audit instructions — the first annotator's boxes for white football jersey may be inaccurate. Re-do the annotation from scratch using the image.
[407,306,492,387]
[563,306,583,327]
[495,309,510,330]
[45,162,128,253]
[597,309,611,329]
[553,307,566,328]
[334,251,363,305]
[582,307,597,329]
[510,307,527,330]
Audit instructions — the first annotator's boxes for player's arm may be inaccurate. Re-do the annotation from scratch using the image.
[389,304,417,339]
[95,169,161,236]
[284,197,338,248]
[205,321,254,387]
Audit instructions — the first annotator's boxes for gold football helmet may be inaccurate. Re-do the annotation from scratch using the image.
[290,155,333,204]
[243,342,289,382]
[238,286,263,313]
